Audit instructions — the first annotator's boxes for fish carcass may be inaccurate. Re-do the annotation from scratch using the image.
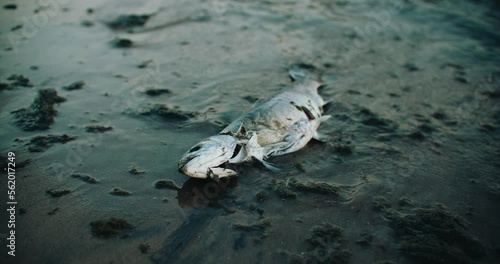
[178,79,331,179]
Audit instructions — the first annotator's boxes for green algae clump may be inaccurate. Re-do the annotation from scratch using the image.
[11,89,66,131]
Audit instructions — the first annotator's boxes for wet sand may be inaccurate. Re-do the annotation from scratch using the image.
[1,0,499,263]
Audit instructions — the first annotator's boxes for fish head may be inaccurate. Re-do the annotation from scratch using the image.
[178,135,242,179]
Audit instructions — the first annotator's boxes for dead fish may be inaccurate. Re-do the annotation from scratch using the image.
[178,75,330,179]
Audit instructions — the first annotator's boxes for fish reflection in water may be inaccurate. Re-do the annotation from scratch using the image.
[177,177,238,209]
[151,178,237,263]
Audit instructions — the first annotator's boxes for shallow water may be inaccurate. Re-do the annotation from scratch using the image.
[1,0,499,263]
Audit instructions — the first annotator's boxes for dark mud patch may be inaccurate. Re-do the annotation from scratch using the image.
[0,82,12,91]
[372,196,392,212]
[398,197,415,207]
[110,187,132,196]
[282,223,351,264]
[144,88,171,96]
[347,90,362,95]
[80,20,94,27]
[11,89,66,131]
[431,111,447,120]
[154,180,181,190]
[46,189,72,198]
[10,22,23,31]
[137,59,153,68]
[408,122,438,141]
[294,162,307,173]
[329,135,355,155]
[0,156,7,171]
[481,90,500,99]
[242,95,260,103]
[0,155,31,170]
[16,158,31,168]
[233,219,272,242]
[479,122,496,132]
[268,178,354,201]
[0,155,30,170]
[408,130,426,141]
[90,218,134,238]
[358,142,401,155]
[356,231,374,246]
[16,134,77,152]
[85,124,113,133]
[140,104,196,122]
[403,62,419,72]
[107,14,152,30]
[3,4,17,10]
[358,108,397,130]
[129,165,145,175]
[418,123,436,133]
[62,80,85,91]
[384,204,486,263]
[47,207,60,215]
[7,74,33,87]
[71,172,98,184]
[109,38,133,48]
[233,232,246,251]
[233,219,271,232]
[454,76,468,83]
[294,181,344,196]
[138,244,150,254]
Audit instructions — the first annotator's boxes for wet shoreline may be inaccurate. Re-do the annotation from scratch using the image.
[1,0,500,263]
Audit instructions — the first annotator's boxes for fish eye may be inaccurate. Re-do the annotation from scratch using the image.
[231,144,242,159]
[189,145,201,153]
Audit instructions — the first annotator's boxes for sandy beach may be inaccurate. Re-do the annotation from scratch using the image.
[1,0,499,263]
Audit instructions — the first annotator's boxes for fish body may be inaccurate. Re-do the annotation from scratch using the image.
[178,80,330,179]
